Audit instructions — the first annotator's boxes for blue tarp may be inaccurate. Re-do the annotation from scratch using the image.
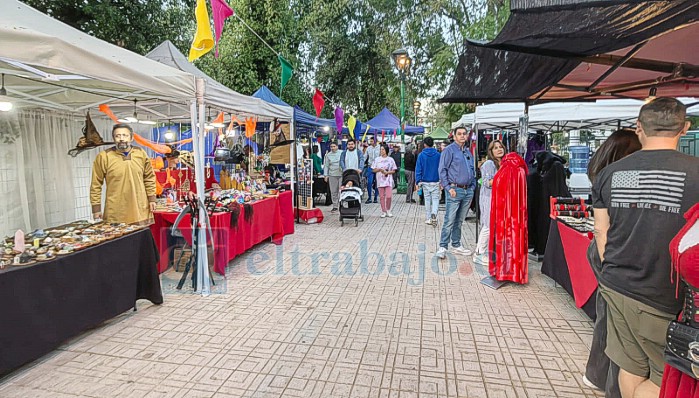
[365,107,424,135]
[252,85,290,107]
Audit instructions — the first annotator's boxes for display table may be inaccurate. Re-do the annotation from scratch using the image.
[151,191,294,275]
[0,229,163,376]
[295,208,324,224]
[542,219,598,319]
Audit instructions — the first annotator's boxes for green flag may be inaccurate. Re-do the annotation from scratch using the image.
[278,55,294,94]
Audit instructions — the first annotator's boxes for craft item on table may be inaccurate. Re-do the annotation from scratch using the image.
[14,230,24,253]
[68,112,114,157]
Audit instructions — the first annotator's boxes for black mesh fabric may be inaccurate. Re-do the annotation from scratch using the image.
[483,0,698,58]
[440,44,578,103]
[441,0,698,102]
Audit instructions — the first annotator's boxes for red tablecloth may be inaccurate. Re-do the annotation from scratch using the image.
[557,221,597,308]
[150,191,294,275]
[295,208,324,224]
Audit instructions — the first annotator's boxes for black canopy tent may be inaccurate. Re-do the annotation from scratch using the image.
[441,0,699,104]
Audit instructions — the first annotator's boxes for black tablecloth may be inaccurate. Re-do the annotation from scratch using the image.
[0,229,163,376]
[541,221,597,320]
[313,177,332,206]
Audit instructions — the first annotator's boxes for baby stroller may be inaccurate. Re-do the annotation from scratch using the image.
[339,169,364,226]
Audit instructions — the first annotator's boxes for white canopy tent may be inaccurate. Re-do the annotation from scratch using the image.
[452,99,699,131]
[0,0,222,294]
[0,0,196,116]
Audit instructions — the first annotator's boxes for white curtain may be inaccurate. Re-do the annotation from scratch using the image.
[0,110,112,236]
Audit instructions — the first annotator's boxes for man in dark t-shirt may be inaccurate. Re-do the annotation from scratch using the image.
[592,97,699,397]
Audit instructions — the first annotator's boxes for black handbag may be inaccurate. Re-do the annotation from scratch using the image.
[665,320,699,378]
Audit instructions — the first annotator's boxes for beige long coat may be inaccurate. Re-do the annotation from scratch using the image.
[90,147,156,224]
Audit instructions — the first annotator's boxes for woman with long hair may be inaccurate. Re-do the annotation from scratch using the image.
[372,144,397,218]
[583,128,641,397]
[473,140,506,264]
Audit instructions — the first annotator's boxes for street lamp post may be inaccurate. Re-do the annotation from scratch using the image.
[392,48,412,194]
[413,100,421,127]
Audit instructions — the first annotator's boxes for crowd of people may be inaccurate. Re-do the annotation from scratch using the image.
[307,97,699,398]
[311,126,481,259]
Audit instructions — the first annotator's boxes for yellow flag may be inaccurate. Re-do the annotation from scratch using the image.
[348,115,356,139]
[188,0,215,62]
[361,124,370,142]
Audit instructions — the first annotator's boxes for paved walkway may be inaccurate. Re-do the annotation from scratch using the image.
[0,200,603,398]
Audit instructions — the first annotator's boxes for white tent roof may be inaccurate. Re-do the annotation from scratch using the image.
[145,41,292,121]
[452,98,699,131]
[0,0,196,117]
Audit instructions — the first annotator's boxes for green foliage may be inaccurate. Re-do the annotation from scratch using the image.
[21,0,511,123]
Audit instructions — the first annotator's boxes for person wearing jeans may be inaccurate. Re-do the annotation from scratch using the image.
[437,127,476,259]
[364,137,380,203]
[421,183,441,223]
[415,137,442,225]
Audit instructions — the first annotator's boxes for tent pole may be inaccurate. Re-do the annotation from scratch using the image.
[290,117,298,223]
[194,78,211,296]
[518,102,529,156]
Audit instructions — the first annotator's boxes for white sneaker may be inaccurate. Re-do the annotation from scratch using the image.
[387,211,393,218]
[436,247,447,259]
[582,375,602,391]
[472,253,488,265]
[452,246,472,256]
[380,212,387,218]
[425,219,432,225]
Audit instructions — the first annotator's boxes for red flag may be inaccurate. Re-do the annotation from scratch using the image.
[381,129,385,142]
[313,88,325,119]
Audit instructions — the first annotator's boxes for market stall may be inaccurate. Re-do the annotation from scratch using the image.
[0,225,162,376]
[151,190,294,275]
[541,217,597,319]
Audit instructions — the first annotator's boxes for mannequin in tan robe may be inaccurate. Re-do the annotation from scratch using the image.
[91,124,156,224]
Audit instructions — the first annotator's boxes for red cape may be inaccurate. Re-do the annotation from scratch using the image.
[489,153,529,284]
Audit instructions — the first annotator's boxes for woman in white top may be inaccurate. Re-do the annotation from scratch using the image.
[474,140,506,264]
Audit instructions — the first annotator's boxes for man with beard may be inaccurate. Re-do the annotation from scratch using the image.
[91,123,157,224]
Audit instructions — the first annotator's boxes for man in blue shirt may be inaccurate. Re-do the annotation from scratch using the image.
[437,127,476,259]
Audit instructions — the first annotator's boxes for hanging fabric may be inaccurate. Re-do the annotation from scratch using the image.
[489,153,529,284]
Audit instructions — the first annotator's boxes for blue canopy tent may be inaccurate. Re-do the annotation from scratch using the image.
[365,107,424,135]
[252,85,365,154]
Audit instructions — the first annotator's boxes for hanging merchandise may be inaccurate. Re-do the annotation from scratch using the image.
[489,153,529,284]
[189,0,215,61]
[68,111,114,157]
[244,117,257,138]
[527,151,571,256]
[269,122,292,164]
[98,104,119,123]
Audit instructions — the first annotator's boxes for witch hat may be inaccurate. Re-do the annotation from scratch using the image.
[68,111,114,157]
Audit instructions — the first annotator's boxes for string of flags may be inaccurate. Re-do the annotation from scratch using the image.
[186,0,382,142]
